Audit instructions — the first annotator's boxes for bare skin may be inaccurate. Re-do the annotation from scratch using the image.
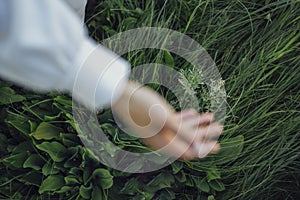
[112,81,223,160]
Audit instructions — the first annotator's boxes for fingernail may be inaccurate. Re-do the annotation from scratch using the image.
[192,142,201,154]
[211,143,220,154]
[210,124,223,133]
[192,143,209,158]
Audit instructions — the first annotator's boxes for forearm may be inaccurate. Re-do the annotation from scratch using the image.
[0,0,130,111]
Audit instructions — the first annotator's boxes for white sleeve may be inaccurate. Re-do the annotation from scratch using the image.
[0,0,130,110]
[61,0,87,22]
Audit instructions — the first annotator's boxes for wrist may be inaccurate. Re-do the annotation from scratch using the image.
[112,81,174,137]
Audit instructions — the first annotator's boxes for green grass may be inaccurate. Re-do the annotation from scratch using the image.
[0,0,299,199]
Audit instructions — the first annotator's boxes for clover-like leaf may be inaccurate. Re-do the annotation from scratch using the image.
[206,166,221,182]
[89,168,113,189]
[39,175,65,194]
[2,152,28,168]
[147,172,175,192]
[120,178,140,194]
[23,154,45,170]
[171,161,183,174]
[0,87,26,105]
[42,161,60,176]
[209,179,225,192]
[91,186,104,200]
[36,141,67,162]
[80,184,92,199]
[30,122,62,140]
[197,179,210,193]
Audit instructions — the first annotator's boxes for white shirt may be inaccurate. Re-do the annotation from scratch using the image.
[0,0,130,110]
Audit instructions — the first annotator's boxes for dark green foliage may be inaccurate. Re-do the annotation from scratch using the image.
[0,0,299,199]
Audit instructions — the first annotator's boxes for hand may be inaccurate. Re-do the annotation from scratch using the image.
[143,109,222,160]
[112,81,223,160]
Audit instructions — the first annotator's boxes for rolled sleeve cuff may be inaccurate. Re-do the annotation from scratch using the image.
[66,39,130,111]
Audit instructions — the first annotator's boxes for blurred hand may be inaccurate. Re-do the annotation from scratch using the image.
[143,109,222,160]
[112,81,223,160]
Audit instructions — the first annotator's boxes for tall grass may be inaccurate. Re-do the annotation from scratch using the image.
[86,0,300,199]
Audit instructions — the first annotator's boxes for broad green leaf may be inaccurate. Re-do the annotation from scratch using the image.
[65,175,81,185]
[0,87,26,105]
[196,179,210,193]
[21,100,56,120]
[28,120,38,132]
[63,155,81,169]
[147,172,175,192]
[23,154,45,170]
[42,161,60,176]
[184,175,195,187]
[39,175,65,194]
[175,171,187,183]
[156,189,176,200]
[56,186,73,194]
[206,166,221,182]
[82,148,100,165]
[143,191,155,200]
[131,194,147,200]
[208,195,215,200]
[91,186,104,200]
[83,167,93,185]
[90,168,113,189]
[208,179,225,192]
[213,135,244,165]
[150,154,170,165]
[120,178,140,194]
[61,138,79,146]
[102,142,118,157]
[30,122,63,140]
[54,95,72,107]
[44,112,62,121]
[6,113,30,134]
[121,157,143,172]
[80,184,92,199]
[36,141,67,162]
[190,175,208,193]
[12,141,34,154]
[60,132,81,146]
[19,171,43,186]
[185,160,212,172]
[69,167,83,176]
[2,152,28,168]
[171,161,183,174]
[53,102,72,114]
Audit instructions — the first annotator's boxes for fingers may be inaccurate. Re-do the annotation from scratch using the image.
[177,109,214,124]
[144,109,223,161]
[143,126,221,160]
[195,123,223,140]
[143,128,197,160]
[192,141,220,158]
[184,113,214,127]
[175,121,222,145]
[174,110,222,143]
[175,110,222,159]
